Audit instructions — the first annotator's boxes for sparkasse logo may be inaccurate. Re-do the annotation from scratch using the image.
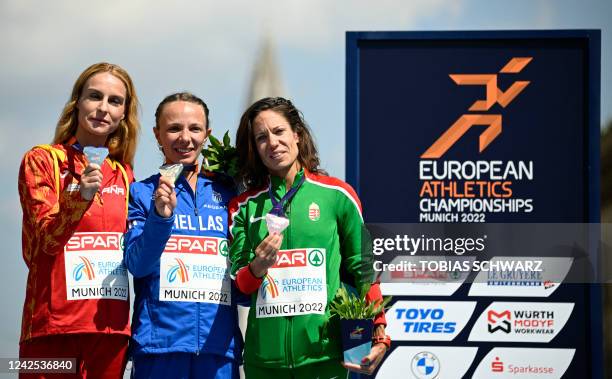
[472,348,575,378]
[491,356,504,372]
[489,355,554,376]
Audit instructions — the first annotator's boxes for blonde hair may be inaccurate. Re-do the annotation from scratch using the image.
[53,62,141,166]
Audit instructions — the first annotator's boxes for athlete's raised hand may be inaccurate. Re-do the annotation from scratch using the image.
[154,175,177,218]
[80,163,103,200]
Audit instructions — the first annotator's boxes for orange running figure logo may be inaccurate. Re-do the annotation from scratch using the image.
[421,57,532,159]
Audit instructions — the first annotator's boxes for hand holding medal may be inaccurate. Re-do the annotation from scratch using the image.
[249,175,306,277]
[83,146,109,166]
[158,163,184,183]
[155,164,182,218]
[80,147,109,201]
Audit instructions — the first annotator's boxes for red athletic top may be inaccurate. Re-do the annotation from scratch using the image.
[18,144,133,342]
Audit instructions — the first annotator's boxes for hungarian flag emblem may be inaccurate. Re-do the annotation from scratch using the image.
[308,202,320,221]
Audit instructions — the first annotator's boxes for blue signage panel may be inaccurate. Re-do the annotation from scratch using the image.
[346,30,601,378]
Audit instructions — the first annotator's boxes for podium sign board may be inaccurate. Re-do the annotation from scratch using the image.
[346,30,601,378]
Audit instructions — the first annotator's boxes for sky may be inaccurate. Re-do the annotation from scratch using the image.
[0,0,610,364]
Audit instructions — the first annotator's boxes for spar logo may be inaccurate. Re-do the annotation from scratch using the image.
[411,351,440,379]
[261,274,279,299]
[167,258,189,283]
[73,256,95,281]
[390,268,461,281]
[218,240,229,257]
[272,249,324,268]
[165,236,219,254]
[65,232,122,252]
[421,57,532,158]
[308,249,324,267]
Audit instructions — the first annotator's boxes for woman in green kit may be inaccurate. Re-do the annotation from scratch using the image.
[228,97,390,378]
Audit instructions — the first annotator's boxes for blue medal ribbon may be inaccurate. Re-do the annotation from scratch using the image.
[268,174,305,217]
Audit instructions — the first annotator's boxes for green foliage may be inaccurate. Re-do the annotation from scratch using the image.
[202,131,238,177]
[328,284,392,320]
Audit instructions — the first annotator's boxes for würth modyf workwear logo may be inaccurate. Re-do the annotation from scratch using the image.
[487,309,512,333]
[421,57,532,159]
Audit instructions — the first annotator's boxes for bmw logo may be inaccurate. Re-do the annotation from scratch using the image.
[411,351,440,379]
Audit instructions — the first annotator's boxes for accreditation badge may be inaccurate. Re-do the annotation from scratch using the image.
[64,232,128,301]
[255,248,327,318]
[159,235,231,305]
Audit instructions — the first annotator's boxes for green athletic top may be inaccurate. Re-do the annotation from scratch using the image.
[228,169,374,369]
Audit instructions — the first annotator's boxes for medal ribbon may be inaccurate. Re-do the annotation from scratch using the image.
[268,175,305,217]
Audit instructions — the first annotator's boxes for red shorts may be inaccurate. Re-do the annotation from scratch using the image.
[19,334,128,379]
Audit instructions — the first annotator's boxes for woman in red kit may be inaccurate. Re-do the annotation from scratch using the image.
[18,62,140,379]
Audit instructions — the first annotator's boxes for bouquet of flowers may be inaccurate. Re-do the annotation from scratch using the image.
[202,131,238,178]
[329,285,391,364]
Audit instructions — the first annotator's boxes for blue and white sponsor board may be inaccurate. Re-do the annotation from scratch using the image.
[472,348,575,378]
[386,301,476,341]
[347,30,601,378]
[376,346,478,379]
[468,302,574,343]
[468,257,573,297]
[380,255,471,297]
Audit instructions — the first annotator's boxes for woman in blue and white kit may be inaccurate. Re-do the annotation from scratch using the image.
[124,92,242,378]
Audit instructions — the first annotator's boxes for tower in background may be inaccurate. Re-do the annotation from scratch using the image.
[245,33,286,106]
